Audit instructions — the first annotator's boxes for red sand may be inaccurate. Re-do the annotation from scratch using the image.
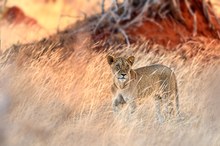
[2,6,38,26]
[94,1,220,47]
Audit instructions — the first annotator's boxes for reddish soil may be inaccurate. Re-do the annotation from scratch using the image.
[2,1,220,65]
[2,6,38,26]
[2,1,219,49]
[94,1,220,48]
[129,1,220,47]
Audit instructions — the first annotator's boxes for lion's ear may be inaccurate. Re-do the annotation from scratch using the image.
[127,56,135,66]
[107,55,115,65]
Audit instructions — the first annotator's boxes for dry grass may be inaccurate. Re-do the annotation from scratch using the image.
[0,37,220,146]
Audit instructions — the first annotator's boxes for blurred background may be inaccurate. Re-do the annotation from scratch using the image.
[1,0,111,50]
[1,0,220,50]
[1,1,220,146]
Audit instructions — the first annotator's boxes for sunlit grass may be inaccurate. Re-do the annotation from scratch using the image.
[0,37,220,145]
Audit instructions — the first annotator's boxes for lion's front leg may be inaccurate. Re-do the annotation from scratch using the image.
[123,96,137,114]
[128,99,136,114]
[112,94,125,113]
[154,95,164,123]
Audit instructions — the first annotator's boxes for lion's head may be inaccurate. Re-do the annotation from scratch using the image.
[107,55,135,89]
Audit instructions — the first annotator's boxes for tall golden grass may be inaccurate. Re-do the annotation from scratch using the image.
[0,37,220,146]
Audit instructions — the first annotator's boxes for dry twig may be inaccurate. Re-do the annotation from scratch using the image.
[185,0,197,36]
[95,0,220,44]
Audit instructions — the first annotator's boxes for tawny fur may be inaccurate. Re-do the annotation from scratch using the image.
[107,55,179,122]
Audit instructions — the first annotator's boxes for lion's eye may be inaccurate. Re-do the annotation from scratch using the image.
[125,65,129,70]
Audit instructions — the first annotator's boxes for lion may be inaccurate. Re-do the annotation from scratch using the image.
[107,55,179,122]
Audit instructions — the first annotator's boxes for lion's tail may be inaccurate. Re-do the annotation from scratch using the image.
[170,71,180,116]
[175,91,180,116]
[174,78,180,116]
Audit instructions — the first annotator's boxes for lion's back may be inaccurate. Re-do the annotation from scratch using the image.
[135,64,172,75]
[134,64,177,98]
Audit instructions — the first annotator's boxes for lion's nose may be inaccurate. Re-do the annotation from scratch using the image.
[121,73,126,77]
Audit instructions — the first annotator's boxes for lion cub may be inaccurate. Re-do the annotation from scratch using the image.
[107,55,179,122]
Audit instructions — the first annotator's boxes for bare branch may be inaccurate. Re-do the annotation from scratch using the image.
[158,2,170,18]
[95,0,220,45]
[101,0,105,14]
[118,28,130,46]
[185,0,197,36]
[202,0,213,28]
[112,0,119,11]
[94,12,109,33]
[170,0,185,24]
[122,0,164,30]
